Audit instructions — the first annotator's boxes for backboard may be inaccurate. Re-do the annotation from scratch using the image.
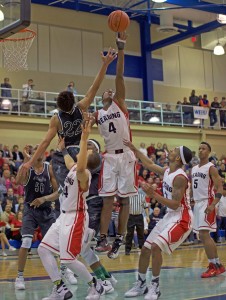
[0,0,31,39]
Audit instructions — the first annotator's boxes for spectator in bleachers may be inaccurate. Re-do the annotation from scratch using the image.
[218,163,226,182]
[139,143,148,156]
[176,101,182,112]
[108,200,120,237]
[147,143,155,157]
[16,203,24,213]
[2,169,11,190]
[138,169,149,185]
[2,198,16,213]
[209,152,218,165]
[190,151,199,166]
[12,145,24,170]
[11,211,23,242]
[0,151,4,175]
[220,97,226,128]
[148,207,162,234]
[149,153,156,163]
[162,143,169,157]
[199,94,210,108]
[182,97,193,124]
[209,97,220,127]
[3,145,12,159]
[66,81,77,97]
[1,77,12,98]
[0,229,16,256]
[155,143,164,160]
[10,175,24,198]
[189,90,199,106]
[5,188,17,203]
[1,204,15,239]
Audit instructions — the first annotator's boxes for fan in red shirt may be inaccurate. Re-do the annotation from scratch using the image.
[11,211,23,241]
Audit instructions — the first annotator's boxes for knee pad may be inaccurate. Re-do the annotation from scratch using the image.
[81,248,99,266]
[21,237,32,249]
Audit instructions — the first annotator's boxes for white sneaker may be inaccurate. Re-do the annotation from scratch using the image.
[2,251,7,257]
[85,282,104,300]
[144,281,161,300]
[15,277,25,290]
[98,279,114,294]
[124,279,148,298]
[108,274,117,287]
[61,268,77,285]
[9,246,17,251]
[42,283,73,300]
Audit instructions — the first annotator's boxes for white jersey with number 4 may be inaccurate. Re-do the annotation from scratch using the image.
[61,165,91,212]
[192,162,214,201]
[97,101,131,152]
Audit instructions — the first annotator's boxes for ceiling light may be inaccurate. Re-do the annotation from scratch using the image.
[217,14,226,24]
[213,43,225,55]
[152,0,167,3]
[0,10,4,22]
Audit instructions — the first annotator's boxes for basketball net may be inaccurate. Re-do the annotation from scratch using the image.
[0,29,36,72]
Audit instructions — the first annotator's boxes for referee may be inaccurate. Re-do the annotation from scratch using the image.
[125,189,150,255]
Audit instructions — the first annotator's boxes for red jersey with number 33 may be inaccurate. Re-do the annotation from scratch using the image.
[97,101,131,152]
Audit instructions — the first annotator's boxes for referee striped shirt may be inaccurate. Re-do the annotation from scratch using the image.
[129,191,148,215]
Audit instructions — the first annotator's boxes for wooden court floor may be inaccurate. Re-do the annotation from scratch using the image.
[1,243,226,300]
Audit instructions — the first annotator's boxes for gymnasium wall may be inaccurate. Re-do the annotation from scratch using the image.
[1,115,226,158]
[0,4,226,104]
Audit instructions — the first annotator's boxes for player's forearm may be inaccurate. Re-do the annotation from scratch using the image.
[153,193,180,210]
[83,63,109,109]
[30,139,50,166]
[44,190,59,202]
[116,50,124,77]
[77,138,88,172]
[16,167,28,184]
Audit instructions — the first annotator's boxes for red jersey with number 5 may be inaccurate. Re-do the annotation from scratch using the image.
[97,101,131,152]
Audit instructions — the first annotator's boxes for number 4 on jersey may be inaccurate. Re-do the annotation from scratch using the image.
[109,122,116,133]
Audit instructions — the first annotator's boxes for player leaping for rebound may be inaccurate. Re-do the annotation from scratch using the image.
[93,32,138,259]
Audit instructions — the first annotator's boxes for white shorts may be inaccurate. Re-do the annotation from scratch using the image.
[144,209,193,255]
[98,150,138,197]
[193,198,216,232]
[40,210,90,263]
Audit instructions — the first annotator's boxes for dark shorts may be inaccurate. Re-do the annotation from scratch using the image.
[52,147,80,188]
[87,196,103,235]
[21,204,56,238]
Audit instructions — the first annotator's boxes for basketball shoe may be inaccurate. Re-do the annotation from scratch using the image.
[216,263,226,275]
[107,239,123,259]
[124,275,148,297]
[95,238,111,252]
[201,263,217,278]
[144,279,161,300]
[98,279,114,294]
[108,273,118,287]
[42,281,73,300]
[61,268,77,285]
[85,278,104,300]
[15,277,25,290]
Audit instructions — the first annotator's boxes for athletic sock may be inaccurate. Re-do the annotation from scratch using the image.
[54,279,63,287]
[215,258,220,264]
[116,234,123,241]
[93,266,106,281]
[138,272,146,281]
[88,277,96,286]
[17,271,24,278]
[60,264,67,275]
[100,265,111,279]
[151,275,160,283]
[208,258,216,264]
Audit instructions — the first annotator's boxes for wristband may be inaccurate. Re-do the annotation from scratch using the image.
[62,148,68,157]
[215,193,222,199]
[116,38,126,50]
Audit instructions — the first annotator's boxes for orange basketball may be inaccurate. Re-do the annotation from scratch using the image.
[108,10,130,32]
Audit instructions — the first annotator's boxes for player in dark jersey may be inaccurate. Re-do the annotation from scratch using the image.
[15,144,58,291]
[21,49,117,188]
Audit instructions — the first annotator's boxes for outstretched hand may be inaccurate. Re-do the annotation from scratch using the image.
[116,32,127,50]
[30,197,45,208]
[141,182,155,198]
[123,139,137,153]
[101,47,118,66]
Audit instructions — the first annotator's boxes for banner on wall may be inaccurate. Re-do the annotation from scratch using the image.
[193,106,209,119]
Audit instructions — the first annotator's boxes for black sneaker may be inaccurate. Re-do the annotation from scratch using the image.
[95,238,111,252]
[107,239,123,259]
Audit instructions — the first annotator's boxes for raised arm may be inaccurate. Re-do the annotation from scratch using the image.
[21,116,58,174]
[205,166,223,214]
[124,140,165,175]
[76,120,92,191]
[16,145,31,184]
[113,32,127,113]
[142,175,187,211]
[77,48,117,111]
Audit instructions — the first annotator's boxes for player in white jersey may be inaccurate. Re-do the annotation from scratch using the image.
[191,142,225,278]
[93,32,138,258]
[124,141,193,300]
[37,120,104,300]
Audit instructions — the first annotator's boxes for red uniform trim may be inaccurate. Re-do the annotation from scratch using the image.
[41,242,60,253]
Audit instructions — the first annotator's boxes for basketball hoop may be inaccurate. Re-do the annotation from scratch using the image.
[0,29,36,71]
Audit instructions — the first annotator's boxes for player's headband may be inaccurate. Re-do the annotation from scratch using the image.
[88,140,100,153]
[179,146,186,165]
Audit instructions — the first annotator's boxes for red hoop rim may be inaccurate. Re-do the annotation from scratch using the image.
[0,29,36,42]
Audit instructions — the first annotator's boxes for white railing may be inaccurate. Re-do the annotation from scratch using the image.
[0,87,225,129]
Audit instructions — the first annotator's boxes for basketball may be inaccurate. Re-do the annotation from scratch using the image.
[108,10,130,32]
